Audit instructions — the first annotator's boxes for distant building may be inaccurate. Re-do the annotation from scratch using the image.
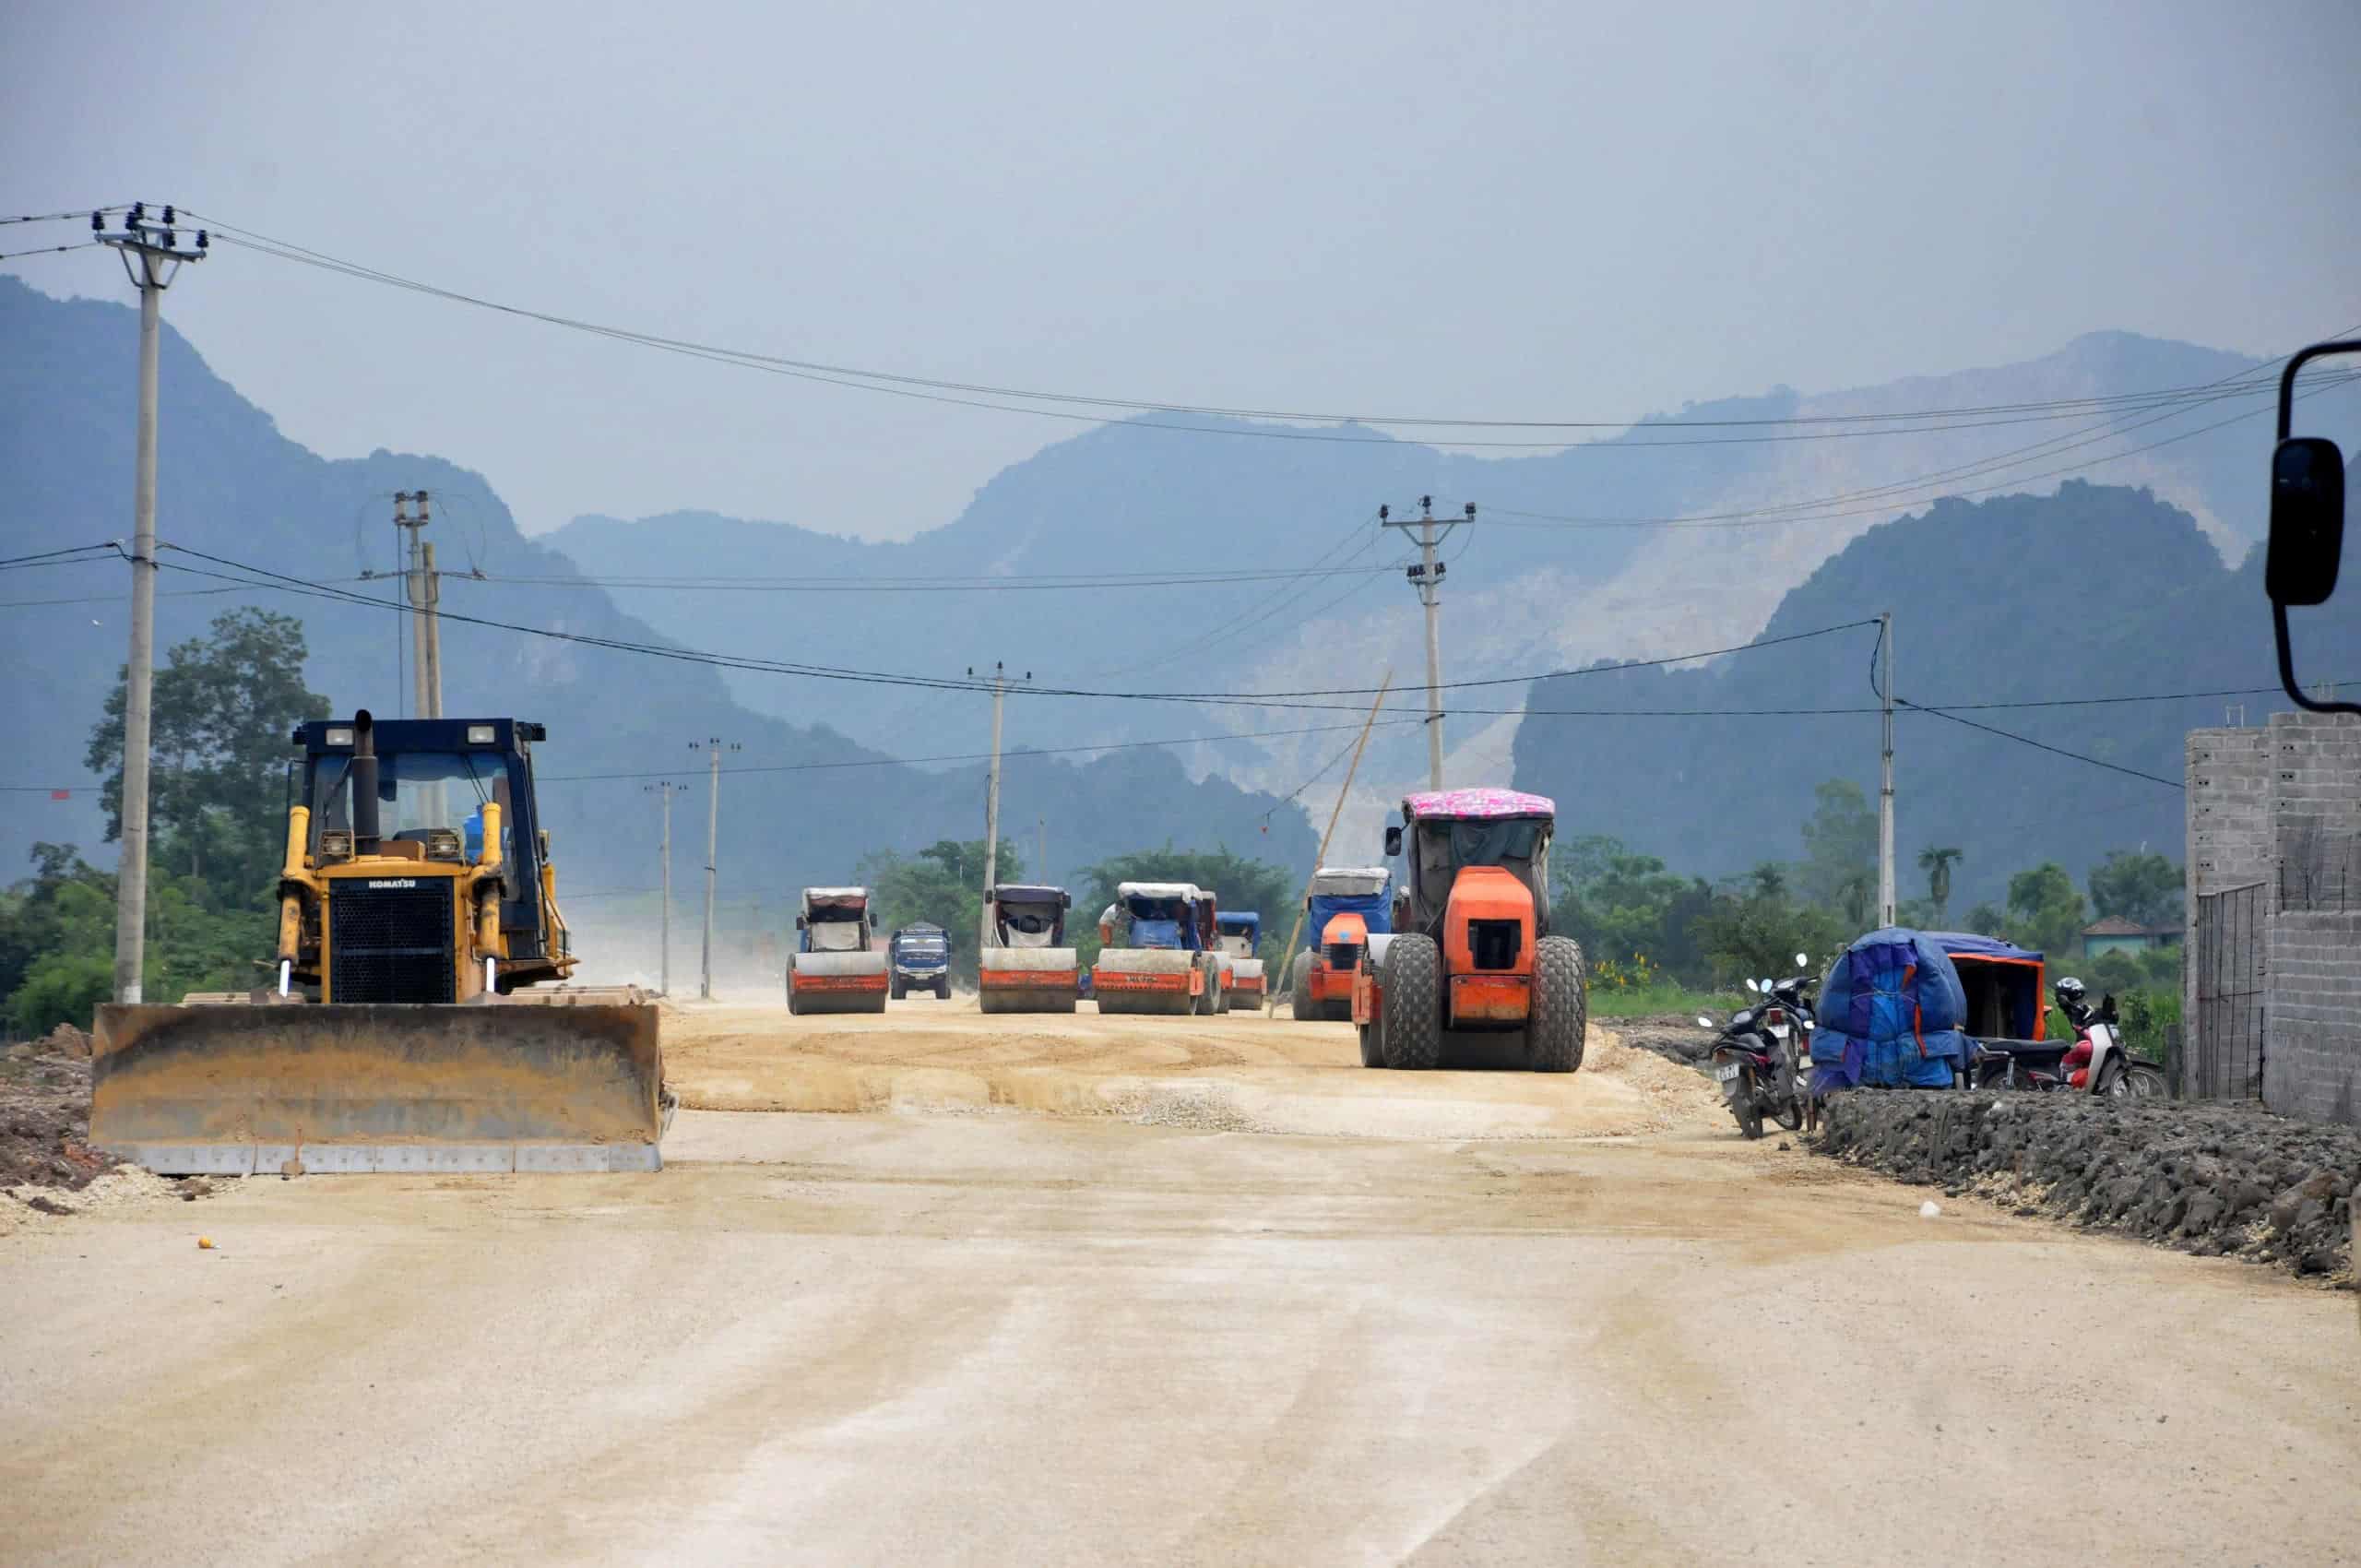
[2080,916,2179,957]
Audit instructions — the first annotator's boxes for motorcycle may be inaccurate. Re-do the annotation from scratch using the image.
[1697,953,1818,1139]
[1970,992,2165,1098]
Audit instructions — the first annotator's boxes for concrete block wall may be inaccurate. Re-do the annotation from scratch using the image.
[2185,728,2272,1060]
[2262,712,2361,1126]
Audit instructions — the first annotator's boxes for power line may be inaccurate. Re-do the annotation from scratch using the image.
[1898,700,2184,790]
[0,241,98,264]
[0,542,125,570]
[189,214,2348,450]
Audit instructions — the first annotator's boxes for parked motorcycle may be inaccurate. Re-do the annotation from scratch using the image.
[1697,953,1819,1139]
[1970,979,2165,1098]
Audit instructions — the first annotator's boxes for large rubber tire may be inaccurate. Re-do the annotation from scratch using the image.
[1380,934,1442,1070]
[1358,1010,1386,1067]
[1214,970,1230,1015]
[1528,934,1587,1073]
[935,975,950,1001]
[1289,951,1314,1020]
[890,976,906,1001]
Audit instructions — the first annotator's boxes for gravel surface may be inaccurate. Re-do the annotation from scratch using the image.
[1812,1089,2358,1282]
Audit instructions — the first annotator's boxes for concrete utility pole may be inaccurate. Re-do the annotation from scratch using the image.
[967,664,1030,954]
[645,780,686,994]
[690,738,740,999]
[1382,498,1474,791]
[395,492,442,719]
[1878,610,1897,927]
[97,203,206,1005]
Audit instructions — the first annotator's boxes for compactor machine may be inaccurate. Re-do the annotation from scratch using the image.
[788,887,890,1014]
[89,710,667,1174]
[1352,789,1586,1072]
[978,884,1080,1013]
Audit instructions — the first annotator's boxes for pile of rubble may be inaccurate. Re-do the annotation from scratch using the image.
[1812,1090,2355,1281]
[1,1024,119,1197]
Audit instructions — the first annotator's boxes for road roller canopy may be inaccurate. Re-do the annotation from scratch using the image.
[1215,910,1261,956]
[989,884,1070,947]
[799,886,873,952]
[1115,881,1203,949]
[1309,865,1390,899]
[1395,789,1555,938]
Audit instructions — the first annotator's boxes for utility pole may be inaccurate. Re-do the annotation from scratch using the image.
[967,663,1029,953]
[96,203,206,1005]
[690,738,740,999]
[395,491,442,719]
[644,780,686,994]
[1382,498,1474,791]
[1878,610,1896,928]
[1038,816,1047,891]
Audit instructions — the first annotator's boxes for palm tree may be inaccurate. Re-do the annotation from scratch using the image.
[1918,846,1964,927]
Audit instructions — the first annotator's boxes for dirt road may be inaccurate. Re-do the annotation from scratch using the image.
[3,1003,2355,1565]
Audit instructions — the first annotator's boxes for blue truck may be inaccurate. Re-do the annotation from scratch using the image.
[889,922,953,1001]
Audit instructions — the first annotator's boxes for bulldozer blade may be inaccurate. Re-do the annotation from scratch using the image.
[89,1000,667,1175]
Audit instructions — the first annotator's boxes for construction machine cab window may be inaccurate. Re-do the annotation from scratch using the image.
[806,908,868,952]
[313,751,513,857]
[1409,817,1548,932]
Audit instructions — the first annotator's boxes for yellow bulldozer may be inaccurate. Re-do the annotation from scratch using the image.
[89,710,669,1174]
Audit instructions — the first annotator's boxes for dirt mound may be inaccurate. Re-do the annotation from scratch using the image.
[1813,1091,2357,1282]
[1,1025,120,1193]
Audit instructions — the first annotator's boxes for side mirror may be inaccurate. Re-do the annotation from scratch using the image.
[1795,952,1809,968]
[539,829,552,858]
[794,916,805,930]
[1756,978,1772,993]
[1384,826,1403,857]
[1062,891,1072,909]
[1696,1016,1716,1029]
[2268,436,2346,606]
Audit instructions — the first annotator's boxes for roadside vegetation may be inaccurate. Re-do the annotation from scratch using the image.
[2,611,324,1037]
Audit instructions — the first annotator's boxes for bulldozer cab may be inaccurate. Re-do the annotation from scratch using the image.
[300,716,556,968]
[1390,790,1556,939]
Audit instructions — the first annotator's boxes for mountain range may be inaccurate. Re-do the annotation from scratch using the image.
[7,269,2348,944]
[0,277,1318,968]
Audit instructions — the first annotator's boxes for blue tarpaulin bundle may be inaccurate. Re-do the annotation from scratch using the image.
[1809,927,1972,1092]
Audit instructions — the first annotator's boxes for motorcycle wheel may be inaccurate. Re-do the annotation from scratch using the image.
[1773,1096,1803,1133]
[2099,1061,2130,1098]
[1732,1068,1765,1140]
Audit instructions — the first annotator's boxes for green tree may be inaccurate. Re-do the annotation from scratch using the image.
[1797,779,1877,911]
[1916,846,1963,927]
[1692,888,1843,988]
[1549,847,1713,977]
[855,837,1020,983]
[2005,862,2088,957]
[85,608,328,897]
[2087,849,2180,930]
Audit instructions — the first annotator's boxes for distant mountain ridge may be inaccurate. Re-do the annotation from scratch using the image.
[0,278,1318,948]
[1507,480,2361,909]
[545,331,2272,811]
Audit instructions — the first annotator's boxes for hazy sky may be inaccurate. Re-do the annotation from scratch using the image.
[6,0,2358,540]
